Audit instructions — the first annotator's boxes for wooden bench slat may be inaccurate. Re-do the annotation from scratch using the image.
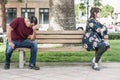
[16,47,86,52]
[37,31,85,35]
[36,39,82,44]
[104,35,108,38]
[38,47,86,52]
[36,35,84,39]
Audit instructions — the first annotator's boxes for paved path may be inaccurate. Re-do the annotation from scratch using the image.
[0,62,120,80]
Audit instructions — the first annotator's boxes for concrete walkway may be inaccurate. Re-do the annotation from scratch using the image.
[0,62,120,80]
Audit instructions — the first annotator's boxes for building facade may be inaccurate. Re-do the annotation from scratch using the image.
[0,0,49,25]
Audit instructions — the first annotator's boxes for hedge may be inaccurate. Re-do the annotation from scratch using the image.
[108,33,120,40]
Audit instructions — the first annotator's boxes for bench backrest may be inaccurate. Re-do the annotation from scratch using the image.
[17,30,108,52]
[35,30,108,52]
[36,31,84,44]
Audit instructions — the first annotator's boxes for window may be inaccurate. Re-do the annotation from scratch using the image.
[6,8,17,24]
[39,8,49,24]
[21,8,35,18]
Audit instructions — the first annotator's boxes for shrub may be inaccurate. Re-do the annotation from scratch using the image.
[108,33,120,40]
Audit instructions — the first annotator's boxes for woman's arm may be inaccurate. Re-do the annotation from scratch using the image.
[88,19,101,32]
[87,19,108,39]
[88,19,107,34]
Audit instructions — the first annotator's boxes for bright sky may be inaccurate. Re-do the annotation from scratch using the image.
[75,0,119,6]
[102,0,120,7]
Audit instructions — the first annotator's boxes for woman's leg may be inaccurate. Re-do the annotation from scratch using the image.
[95,44,107,63]
[91,43,107,71]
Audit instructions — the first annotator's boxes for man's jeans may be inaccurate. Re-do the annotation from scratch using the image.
[5,40,38,64]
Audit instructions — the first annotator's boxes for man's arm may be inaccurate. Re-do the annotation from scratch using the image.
[28,26,37,41]
[29,30,36,40]
[6,25,15,48]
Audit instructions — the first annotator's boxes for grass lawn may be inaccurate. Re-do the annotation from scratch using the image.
[0,40,120,63]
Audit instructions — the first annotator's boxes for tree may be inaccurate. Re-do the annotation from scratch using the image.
[0,0,7,32]
[49,0,76,30]
[101,5,114,18]
[79,3,86,16]
[93,0,102,7]
[0,0,22,32]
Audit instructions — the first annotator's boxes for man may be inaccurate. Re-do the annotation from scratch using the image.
[5,16,40,70]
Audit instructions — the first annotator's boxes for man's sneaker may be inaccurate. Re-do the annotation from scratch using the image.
[29,64,40,70]
[4,63,10,70]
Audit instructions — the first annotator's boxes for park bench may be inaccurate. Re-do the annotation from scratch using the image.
[16,30,108,69]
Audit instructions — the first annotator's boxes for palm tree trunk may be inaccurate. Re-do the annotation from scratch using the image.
[49,0,76,30]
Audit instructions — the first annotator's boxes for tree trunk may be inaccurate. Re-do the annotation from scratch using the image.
[1,1,6,32]
[49,0,76,31]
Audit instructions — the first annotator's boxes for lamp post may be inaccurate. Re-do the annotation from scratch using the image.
[25,0,28,18]
[83,0,90,20]
[86,0,89,19]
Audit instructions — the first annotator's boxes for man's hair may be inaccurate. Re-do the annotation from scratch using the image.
[29,16,38,25]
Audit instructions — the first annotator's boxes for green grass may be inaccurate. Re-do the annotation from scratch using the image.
[102,40,120,62]
[0,40,120,63]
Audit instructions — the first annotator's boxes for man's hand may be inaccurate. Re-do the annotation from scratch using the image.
[32,25,38,30]
[8,42,15,49]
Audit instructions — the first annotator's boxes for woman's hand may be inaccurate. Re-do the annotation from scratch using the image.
[101,26,106,32]
[100,26,107,36]
[96,28,101,32]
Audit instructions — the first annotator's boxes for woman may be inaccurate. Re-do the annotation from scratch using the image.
[82,7,110,71]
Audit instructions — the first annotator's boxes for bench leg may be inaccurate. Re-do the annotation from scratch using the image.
[23,51,26,66]
[19,50,25,69]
